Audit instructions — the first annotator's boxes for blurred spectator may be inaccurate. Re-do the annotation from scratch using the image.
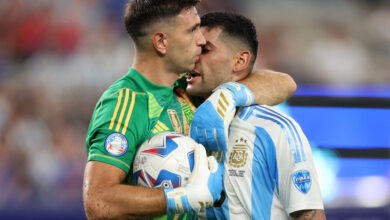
[303,22,370,85]
[364,3,390,83]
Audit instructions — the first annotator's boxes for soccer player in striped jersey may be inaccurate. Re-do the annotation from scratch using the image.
[187,12,325,219]
[83,1,297,219]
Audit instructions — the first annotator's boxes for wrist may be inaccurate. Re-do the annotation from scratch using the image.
[164,188,176,214]
[164,188,192,214]
[215,82,254,106]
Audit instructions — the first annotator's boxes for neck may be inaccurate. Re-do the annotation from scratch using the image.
[132,52,179,87]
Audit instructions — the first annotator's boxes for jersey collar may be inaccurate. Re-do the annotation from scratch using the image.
[127,68,175,97]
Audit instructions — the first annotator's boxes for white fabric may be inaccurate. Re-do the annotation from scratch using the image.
[211,105,324,219]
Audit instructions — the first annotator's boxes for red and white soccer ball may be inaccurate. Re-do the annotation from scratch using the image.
[132,132,197,189]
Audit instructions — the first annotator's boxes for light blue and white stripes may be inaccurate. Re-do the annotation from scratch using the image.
[239,105,306,163]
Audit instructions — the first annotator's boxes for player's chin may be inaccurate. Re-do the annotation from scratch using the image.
[186,84,200,97]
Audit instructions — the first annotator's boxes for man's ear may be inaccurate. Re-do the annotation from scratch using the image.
[232,50,251,81]
[152,32,168,55]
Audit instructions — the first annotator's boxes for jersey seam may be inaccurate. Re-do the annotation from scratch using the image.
[108,88,146,98]
[92,100,104,130]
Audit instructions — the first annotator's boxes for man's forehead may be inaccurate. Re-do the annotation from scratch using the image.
[201,26,223,43]
[181,6,198,16]
[177,7,200,23]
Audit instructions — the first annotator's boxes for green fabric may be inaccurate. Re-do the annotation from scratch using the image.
[148,92,165,118]
[151,211,197,220]
[85,68,197,219]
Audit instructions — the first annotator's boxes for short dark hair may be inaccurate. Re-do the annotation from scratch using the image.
[124,0,200,40]
[201,12,258,66]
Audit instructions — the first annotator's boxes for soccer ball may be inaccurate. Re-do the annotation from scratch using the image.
[132,132,197,189]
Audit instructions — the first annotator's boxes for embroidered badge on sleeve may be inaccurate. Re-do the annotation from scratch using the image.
[292,170,311,194]
[105,132,128,157]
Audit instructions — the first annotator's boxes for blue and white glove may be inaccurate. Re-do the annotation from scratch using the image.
[164,144,224,214]
[190,82,254,152]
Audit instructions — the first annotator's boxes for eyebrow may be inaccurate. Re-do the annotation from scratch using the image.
[189,22,200,32]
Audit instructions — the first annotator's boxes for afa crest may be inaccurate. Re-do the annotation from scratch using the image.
[228,138,249,168]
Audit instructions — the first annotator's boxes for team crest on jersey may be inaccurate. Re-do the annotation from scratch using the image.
[292,170,311,194]
[167,109,182,133]
[228,138,249,168]
[105,133,128,157]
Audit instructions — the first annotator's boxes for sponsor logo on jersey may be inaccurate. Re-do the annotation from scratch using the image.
[167,109,182,133]
[105,132,128,156]
[292,170,311,194]
[228,138,248,168]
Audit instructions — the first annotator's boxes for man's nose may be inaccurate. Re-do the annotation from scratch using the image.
[197,32,206,46]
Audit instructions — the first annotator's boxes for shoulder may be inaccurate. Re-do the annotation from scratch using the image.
[237,105,300,131]
[90,83,149,132]
[238,105,310,164]
[103,73,147,98]
[99,85,148,113]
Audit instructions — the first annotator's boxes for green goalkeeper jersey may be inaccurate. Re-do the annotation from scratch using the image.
[86,68,198,220]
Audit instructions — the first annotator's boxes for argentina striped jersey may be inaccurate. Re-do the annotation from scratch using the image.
[208,105,323,220]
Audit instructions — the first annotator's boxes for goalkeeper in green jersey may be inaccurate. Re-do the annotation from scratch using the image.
[83,0,296,219]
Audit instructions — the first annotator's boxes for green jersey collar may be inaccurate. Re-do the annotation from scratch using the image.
[127,68,174,96]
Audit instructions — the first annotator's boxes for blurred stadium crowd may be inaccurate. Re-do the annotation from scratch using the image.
[0,0,389,213]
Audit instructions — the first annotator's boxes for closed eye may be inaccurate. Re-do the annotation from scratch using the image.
[201,47,210,54]
[202,41,214,54]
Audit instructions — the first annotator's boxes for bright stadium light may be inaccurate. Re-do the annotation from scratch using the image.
[355,176,390,208]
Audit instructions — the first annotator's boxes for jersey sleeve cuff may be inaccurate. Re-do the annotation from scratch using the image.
[88,153,130,174]
[288,202,324,215]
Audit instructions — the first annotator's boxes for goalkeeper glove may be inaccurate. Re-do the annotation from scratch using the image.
[190,82,254,152]
[164,144,224,214]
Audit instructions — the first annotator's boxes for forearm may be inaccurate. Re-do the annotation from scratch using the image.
[83,161,166,220]
[290,209,325,220]
[84,184,166,220]
[238,69,297,105]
